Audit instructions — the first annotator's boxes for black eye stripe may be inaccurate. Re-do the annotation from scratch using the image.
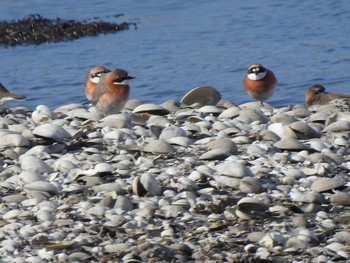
[91,70,110,78]
[115,77,125,82]
[248,67,265,74]
[114,75,135,83]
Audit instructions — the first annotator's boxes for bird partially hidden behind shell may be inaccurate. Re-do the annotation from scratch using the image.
[305,84,350,107]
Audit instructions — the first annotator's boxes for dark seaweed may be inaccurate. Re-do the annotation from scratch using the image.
[0,14,133,47]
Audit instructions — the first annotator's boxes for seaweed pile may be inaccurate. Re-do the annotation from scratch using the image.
[0,14,132,46]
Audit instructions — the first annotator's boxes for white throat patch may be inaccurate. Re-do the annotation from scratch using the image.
[113,79,129,85]
[90,76,100,84]
[247,71,267,81]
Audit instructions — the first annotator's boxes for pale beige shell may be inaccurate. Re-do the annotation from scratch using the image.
[180,86,221,106]
[311,177,346,193]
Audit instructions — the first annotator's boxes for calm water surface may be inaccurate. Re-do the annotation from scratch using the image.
[1,0,350,109]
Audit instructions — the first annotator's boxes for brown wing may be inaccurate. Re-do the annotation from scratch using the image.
[0,83,25,99]
[90,77,107,106]
[0,83,10,93]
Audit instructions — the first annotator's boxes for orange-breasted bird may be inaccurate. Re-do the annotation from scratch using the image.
[243,63,277,105]
[91,68,134,116]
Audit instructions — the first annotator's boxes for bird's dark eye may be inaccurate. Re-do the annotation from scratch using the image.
[91,72,101,78]
[252,67,265,74]
[248,67,259,74]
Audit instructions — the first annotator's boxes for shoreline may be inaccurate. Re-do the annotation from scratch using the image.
[0,98,349,262]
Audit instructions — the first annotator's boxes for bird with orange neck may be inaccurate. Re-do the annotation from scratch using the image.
[243,63,277,106]
[91,68,134,116]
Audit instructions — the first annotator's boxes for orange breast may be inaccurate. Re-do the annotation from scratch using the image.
[85,80,95,101]
[243,70,276,101]
[98,85,130,105]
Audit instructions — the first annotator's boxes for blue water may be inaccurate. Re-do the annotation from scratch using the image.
[1,0,350,109]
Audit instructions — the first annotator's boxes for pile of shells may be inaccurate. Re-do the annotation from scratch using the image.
[0,87,349,262]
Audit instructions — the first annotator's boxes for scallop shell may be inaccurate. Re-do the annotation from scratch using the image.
[180,86,221,106]
[311,177,346,193]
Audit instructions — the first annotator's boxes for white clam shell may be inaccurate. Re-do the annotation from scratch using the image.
[19,171,46,184]
[213,175,241,189]
[199,149,230,160]
[36,209,55,222]
[31,105,55,123]
[133,103,170,115]
[214,161,252,178]
[0,134,30,148]
[274,138,309,150]
[219,107,240,119]
[311,177,346,193]
[239,177,263,193]
[205,138,237,154]
[323,120,350,132]
[140,173,162,196]
[268,123,297,139]
[289,121,320,139]
[271,113,298,124]
[99,114,132,129]
[143,139,175,153]
[20,155,53,174]
[159,126,187,141]
[237,108,269,124]
[197,105,223,115]
[33,123,72,142]
[24,181,59,196]
[236,197,269,219]
[308,112,329,123]
[330,192,350,206]
[167,136,193,147]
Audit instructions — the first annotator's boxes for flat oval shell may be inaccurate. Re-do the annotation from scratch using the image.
[180,86,221,106]
[33,123,72,142]
[133,104,170,115]
[274,138,309,150]
[311,177,346,193]
[143,139,175,153]
[330,192,350,206]
[0,134,30,147]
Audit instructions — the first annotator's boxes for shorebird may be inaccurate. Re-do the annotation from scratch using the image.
[305,84,350,107]
[84,65,110,101]
[91,68,134,116]
[243,63,277,106]
[0,83,26,107]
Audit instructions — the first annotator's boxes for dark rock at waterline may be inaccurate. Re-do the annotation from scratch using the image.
[0,14,134,47]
